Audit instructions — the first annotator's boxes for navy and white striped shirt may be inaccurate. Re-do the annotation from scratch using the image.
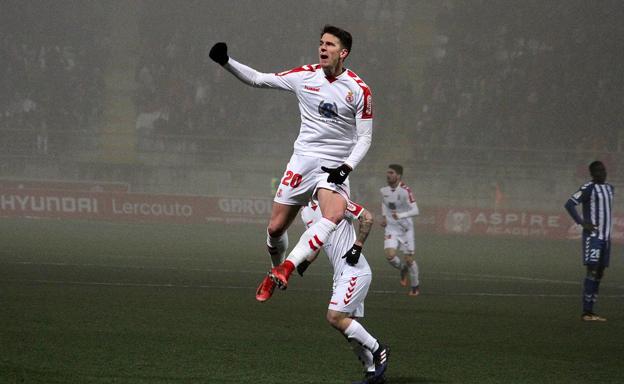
[567,182,615,241]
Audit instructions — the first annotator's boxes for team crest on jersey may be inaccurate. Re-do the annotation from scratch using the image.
[345,91,354,103]
[277,188,283,198]
[318,101,339,118]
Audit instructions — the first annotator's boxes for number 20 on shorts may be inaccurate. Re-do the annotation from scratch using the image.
[281,170,302,188]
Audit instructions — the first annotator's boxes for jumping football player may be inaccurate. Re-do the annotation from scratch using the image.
[209,25,373,301]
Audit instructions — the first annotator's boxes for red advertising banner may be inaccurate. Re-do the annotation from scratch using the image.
[0,187,272,225]
[1,186,622,243]
[413,207,624,243]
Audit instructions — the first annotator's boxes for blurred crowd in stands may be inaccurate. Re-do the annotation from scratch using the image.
[135,0,300,141]
[0,2,108,155]
[2,0,622,162]
[134,0,412,148]
[417,0,623,153]
[135,0,623,160]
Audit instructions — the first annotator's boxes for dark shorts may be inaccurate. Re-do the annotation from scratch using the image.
[582,235,610,267]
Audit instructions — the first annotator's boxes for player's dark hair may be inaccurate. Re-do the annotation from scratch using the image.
[589,161,604,173]
[388,164,403,175]
[321,25,352,53]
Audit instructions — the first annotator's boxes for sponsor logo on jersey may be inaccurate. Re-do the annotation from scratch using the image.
[318,100,339,118]
[304,85,320,92]
[345,91,354,103]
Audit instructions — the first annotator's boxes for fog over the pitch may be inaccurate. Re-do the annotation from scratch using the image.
[2,0,622,214]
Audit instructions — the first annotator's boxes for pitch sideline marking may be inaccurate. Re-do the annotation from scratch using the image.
[1,277,623,298]
[2,260,623,292]
[1,260,583,286]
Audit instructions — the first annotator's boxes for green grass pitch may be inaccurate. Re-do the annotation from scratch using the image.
[1,218,623,383]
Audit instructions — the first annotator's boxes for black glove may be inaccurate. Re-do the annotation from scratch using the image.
[209,42,229,66]
[342,244,362,266]
[297,259,312,276]
[321,164,352,185]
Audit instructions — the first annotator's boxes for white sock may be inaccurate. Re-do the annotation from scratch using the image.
[409,260,419,287]
[348,337,375,372]
[266,230,288,267]
[387,255,402,269]
[285,218,336,266]
[343,320,379,353]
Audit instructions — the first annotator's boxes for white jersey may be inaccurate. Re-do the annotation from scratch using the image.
[224,58,373,169]
[301,201,372,281]
[380,182,419,230]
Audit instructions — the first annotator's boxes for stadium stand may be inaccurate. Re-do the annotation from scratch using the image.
[1,1,622,211]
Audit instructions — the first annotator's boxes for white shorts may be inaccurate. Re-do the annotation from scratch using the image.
[384,225,415,254]
[274,153,350,206]
[328,274,372,317]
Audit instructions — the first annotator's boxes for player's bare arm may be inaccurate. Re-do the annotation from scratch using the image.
[355,208,374,247]
[343,207,373,266]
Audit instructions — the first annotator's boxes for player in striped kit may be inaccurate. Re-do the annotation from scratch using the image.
[380,164,421,296]
[298,199,389,384]
[209,26,373,302]
[564,161,614,322]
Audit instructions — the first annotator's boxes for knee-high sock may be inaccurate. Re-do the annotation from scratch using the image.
[348,337,375,373]
[343,319,379,353]
[285,218,336,266]
[582,277,600,313]
[266,230,288,267]
[387,255,403,269]
[408,260,420,287]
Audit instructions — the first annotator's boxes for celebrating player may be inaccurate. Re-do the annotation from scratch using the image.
[209,25,373,301]
[298,198,389,384]
[380,164,421,296]
[564,160,614,322]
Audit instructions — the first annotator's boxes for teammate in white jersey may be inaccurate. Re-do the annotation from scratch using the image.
[298,199,389,384]
[209,26,373,302]
[380,164,421,296]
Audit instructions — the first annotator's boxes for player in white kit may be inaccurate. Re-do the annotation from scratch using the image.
[208,26,373,302]
[298,199,389,384]
[380,164,421,296]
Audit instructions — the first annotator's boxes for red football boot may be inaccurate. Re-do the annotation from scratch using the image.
[255,274,277,302]
[268,260,295,290]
